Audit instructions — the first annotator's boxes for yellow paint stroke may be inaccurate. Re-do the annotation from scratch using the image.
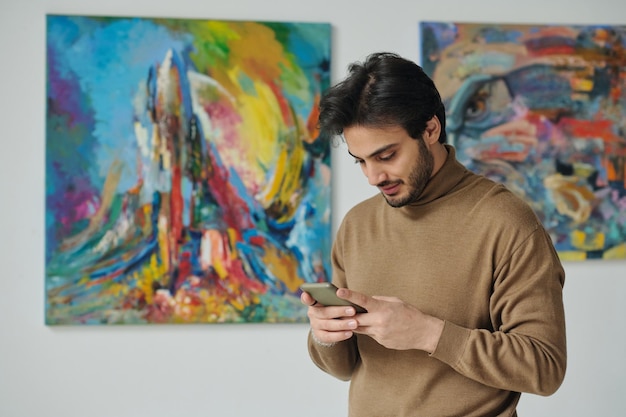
[604,243,626,259]
[226,228,239,260]
[570,229,605,251]
[104,281,128,299]
[258,142,306,221]
[261,244,303,293]
[262,147,288,202]
[558,251,588,261]
[158,213,170,272]
[228,22,288,84]
[185,21,316,228]
[136,254,168,305]
[202,22,307,192]
[232,74,282,164]
[208,229,228,279]
[571,77,594,93]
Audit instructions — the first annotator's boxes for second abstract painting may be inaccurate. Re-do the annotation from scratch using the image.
[422,22,626,261]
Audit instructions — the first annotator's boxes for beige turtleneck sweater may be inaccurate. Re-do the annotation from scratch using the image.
[308,146,566,417]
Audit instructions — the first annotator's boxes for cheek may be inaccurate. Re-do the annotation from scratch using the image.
[393,156,417,179]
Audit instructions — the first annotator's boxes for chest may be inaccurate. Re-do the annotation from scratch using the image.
[340,215,496,327]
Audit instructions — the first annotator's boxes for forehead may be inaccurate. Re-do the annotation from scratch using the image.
[343,125,412,157]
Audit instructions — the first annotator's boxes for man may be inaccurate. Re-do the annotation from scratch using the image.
[301,52,566,417]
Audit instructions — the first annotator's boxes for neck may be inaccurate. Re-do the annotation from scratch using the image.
[429,142,449,178]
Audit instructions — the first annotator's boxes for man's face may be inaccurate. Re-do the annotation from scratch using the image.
[343,125,434,207]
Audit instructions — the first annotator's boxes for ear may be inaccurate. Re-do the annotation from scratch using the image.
[423,115,441,145]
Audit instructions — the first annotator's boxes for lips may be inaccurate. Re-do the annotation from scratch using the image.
[380,183,401,195]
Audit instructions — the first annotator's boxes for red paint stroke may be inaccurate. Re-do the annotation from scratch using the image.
[524,36,576,57]
[171,164,184,250]
[175,251,193,289]
[268,81,294,127]
[559,118,623,144]
[229,258,266,293]
[249,235,266,246]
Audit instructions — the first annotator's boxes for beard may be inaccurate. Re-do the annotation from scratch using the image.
[381,139,434,208]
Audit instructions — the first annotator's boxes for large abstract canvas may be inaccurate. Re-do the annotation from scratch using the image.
[421,22,626,260]
[45,15,332,324]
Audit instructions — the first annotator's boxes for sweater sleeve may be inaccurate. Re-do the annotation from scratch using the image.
[307,219,361,381]
[431,226,567,395]
[307,332,360,381]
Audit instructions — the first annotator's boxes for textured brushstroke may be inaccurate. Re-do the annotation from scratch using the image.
[45,15,332,324]
[421,22,626,260]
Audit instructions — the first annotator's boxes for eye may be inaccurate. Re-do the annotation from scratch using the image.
[378,152,395,162]
[353,158,364,165]
[465,89,489,121]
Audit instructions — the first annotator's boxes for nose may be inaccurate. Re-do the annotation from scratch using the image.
[363,164,387,186]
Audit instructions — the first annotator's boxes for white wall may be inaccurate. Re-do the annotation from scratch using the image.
[1,0,625,416]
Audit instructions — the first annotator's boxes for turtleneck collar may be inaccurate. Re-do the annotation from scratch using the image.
[402,144,470,207]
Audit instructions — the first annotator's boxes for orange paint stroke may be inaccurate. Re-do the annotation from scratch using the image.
[306,93,321,142]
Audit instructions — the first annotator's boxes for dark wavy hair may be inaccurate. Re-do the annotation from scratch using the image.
[318,52,446,143]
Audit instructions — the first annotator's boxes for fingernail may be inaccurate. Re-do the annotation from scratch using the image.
[347,320,357,328]
[345,307,354,315]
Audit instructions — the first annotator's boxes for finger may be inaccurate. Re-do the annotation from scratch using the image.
[313,329,354,344]
[308,305,359,321]
[313,315,359,333]
[301,291,319,307]
[336,287,373,311]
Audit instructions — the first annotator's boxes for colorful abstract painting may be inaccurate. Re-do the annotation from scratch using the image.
[421,22,626,260]
[45,15,332,324]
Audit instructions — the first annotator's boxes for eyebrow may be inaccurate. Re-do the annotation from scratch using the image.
[348,144,397,160]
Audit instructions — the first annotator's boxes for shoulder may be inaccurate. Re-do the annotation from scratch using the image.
[336,194,386,238]
[345,193,384,218]
[476,179,540,229]
[470,177,541,230]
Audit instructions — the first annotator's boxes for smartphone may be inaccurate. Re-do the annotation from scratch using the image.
[300,282,367,313]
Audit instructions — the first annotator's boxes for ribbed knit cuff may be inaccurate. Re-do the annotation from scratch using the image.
[310,330,337,348]
[429,320,471,365]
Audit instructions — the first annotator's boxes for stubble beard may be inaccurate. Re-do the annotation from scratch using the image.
[382,141,434,208]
